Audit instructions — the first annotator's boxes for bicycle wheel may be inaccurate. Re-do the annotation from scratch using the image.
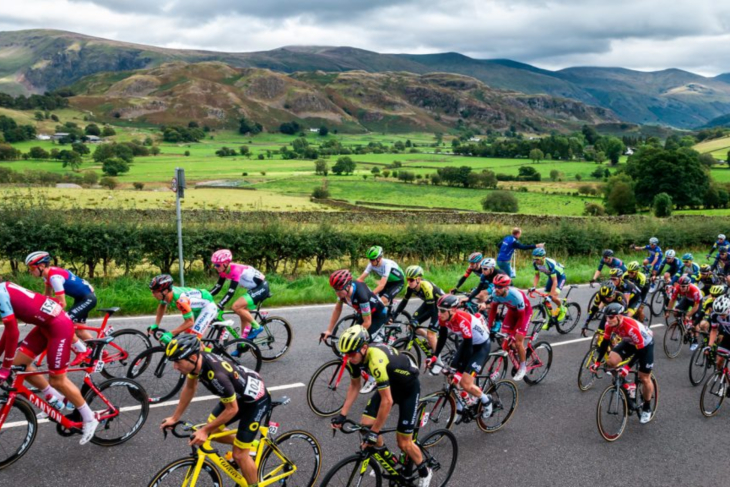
[259,430,322,487]
[85,377,149,446]
[636,373,659,421]
[556,302,581,334]
[418,391,456,439]
[217,338,262,372]
[127,346,184,403]
[147,457,223,486]
[318,454,382,486]
[418,429,458,487]
[663,321,685,359]
[0,396,38,470]
[524,341,553,385]
[306,359,348,417]
[331,314,358,356]
[596,385,628,442]
[477,379,518,433]
[700,371,727,417]
[650,287,666,317]
[101,328,152,379]
[689,346,710,386]
[577,347,603,392]
[483,352,508,382]
[255,316,292,362]
[392,337,423,369]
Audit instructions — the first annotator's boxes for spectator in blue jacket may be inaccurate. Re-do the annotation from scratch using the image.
[496,227,544,278]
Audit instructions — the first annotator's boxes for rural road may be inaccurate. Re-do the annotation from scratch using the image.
[1,285,726,486]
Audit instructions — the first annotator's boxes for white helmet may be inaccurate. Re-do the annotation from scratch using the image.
[25,251,51,267]
[649,237,658,245]
[719,234,727,241]
[665,249,676,259]
[480,258,496,269]
[714,296,730,314]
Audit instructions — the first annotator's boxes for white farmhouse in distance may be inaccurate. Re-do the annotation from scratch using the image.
[468,137,481,142]
[625,147,634,156]
[36,134,51,141]
[309,128,319,133]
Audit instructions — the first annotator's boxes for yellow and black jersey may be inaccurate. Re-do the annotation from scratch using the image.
[393,280,444,316]
[588,291,626,316]
[346,344,419,390]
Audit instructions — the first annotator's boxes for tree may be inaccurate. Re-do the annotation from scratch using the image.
[575,174,583,181]
[151,146,161,155]
[318,126,329,136]
[239,117,263,135]
[239,145,251,158]
[314,159,329,176]
[71,142,90,155]
[60,150,82,171]
[699,153,716,168]
[84,124,101,136]
[382,169,390,178]
[332,156,356,175]
[583,202,606,216]
[312,179,329,199]
[653,193,672,217]
[529,148,544,163]
[604,174,636,215]
[397,171,416,183]
[133,182,145,190]
[34,111,44,121]
[371,166,380,175]
[595,151,606,164]
[431,174,442,185]
[602,137,625,165]
[102,158,130,176]
[101,126,116,137]
[582,125,600,145]
[279,121,301,135]
[518,166,541,181]
[100,176,118,189]
[481,191,519,213]
[549,170,562,181]
[28,146,50,159]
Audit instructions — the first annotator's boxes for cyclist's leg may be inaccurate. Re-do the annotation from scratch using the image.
[68,293,97,342]
[459,342,490,397]
[361,393,385,447]
[247,282,270,331]
[394,383,424,468]
[379,281,404,307]
[413,304,437,354]
[15,327,53,390]
[232,294,256,330]
[606,341,631,368]
[190,302,219,337]
[367,310,389,341]
[231,395,271,484]
[635,344,655,405]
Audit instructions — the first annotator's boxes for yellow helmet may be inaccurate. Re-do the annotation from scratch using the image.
[338,325,369,355]
[627,261,641,272]
[405,265,424,280]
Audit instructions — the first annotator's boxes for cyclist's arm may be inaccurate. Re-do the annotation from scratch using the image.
[708,326,718,347]
[371,387,394,434]
[532,271,540,289]
[454,268,471,291]
[43,282,53,297]
[341,376,361,417]
[325,300,344,335]
[371,275,387,296]
[393,287,412,317]
[361,312,373,331]
[217,280,238,309]
[355,271,369,282]
[592,262,602,281]
[209,276,226,296]
[171,297,195,335]
[47,276,68,308]
[171,317,195,335]
[434,324,448,357]
[467,280,485,301]
[203,397,239,435]
[154,302,167,327]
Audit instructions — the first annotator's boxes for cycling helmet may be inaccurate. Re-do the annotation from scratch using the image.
[150,274,174,292]
[25,251,51,267]
[720,247,728,254]
[627,261,641,272]
[713,295,730,314]
[718,234,726,241]
[665,249,676,259]
[700,264,711,274]
[165,334,201,362]
[610,268,624,279]
[329,269,352,290]
[599,281,616,297]
[493,274,512,288]
[709,285,725,297]
[603,302,624,316]
[437,294,460,310]
[682,253,693,261]
[602,249,614,258]
[678,275,692,286]
[211,249,232,265]
[649,237,659,245]
[405,265,423,280]
[366,246,383,260]
[468,252,483,264]
[338,325,369,354]
[480,257,496,269]
[532,248,546,258]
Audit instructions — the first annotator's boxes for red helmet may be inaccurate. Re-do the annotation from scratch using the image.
[493,274,512,288]
[329,269,352,290]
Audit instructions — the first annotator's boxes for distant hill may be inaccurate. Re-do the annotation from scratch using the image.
[697,113,730,129]
[3,29,730,128]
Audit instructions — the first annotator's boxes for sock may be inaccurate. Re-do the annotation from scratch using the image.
[77,403,95,422]
[42,385,65,402]
[417,461,429,478]
[480,393,491,404]
[520,362,526,370]
[71,340,87,353]
[642,401,652,412]
[250,320,260,330]
[456,402,463,412]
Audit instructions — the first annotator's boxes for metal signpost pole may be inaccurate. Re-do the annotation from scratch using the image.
[173,168,186,285]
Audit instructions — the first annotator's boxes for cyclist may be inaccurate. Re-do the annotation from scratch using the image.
[0,280,99,444]
[392,265,444,372]
[450,252,484,293]
[210,249,270,340]
[625,261,650,304]
[706,296,730,377]
[711,247,730,276]
[698,264,719,297]
[357,246,405,306]
[590,302,655,424]
[483,274,532,381]
[591,249,626,283]
[331,326,432,487]
[666,275,703,350]
[679,253,700,283]
[432,295,493,419]
[707,233,728,259]
[581,281,627,337]
[160,335,270,485]
[466,258,506,306]
[149,274,219,345]
[697,285,726,336]
[632,238,662,276]
[25,251,96,365]
[496,227,544,277]
[657,249,681,285]
[610,269,645,323]
[530,248,567,324]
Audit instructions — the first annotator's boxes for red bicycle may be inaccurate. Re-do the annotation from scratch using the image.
[0,337,150,470]
[483,319,553,385]
[33,307,150,378]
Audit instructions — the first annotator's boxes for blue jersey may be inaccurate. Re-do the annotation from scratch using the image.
[709,238,728,256]
[533,258,565,278]
[45,267,95,300]
[644,245,662,265]
[490,287,529,311]
[678,262,700,283]
[659,258,681,276]
[597,257,626,272]
[497,235,536,262]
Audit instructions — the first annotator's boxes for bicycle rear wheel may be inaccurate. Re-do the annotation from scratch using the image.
[596,385,628,442]
[147,457,223,486]
[101,328,151,379]
[477,379,518,433]
[663,321,685,359]
[524,341,552,385]
[689,346,710,386]
[0,396,38,470]
[259,430,322,487]
[85,377,149,446]
[216,338,262,372]
[318,454,382,486]
[650,287,666,317]
[418,391,456,439]
[392,337,423,369]
[577,347,603,392]
[636,373,659,421]
[556,302,581,334]
[482,352,508,382]
[700,371,727,417]
[418,429,458,487]
[306,359,348,417]
[127,346,184,403]
[255,316,292,362]
[331,314,358,356]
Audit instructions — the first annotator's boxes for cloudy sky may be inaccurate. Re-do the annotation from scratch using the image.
[3,0,730,75]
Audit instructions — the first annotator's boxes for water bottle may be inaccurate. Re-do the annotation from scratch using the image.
[460,390,477,407]
[248,439,259,457]
[381,449,398,467]
[491,320,502,334]
[46,395,64,411]
[623,383,637,410]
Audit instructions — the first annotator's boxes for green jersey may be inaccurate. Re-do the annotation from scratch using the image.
[163,286,215,319]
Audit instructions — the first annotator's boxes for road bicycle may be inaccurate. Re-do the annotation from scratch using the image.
[577,324,629,392]
[700,348,730,417]
[688,331,715,386]
[588,282,651,327]
[663,310,697,359]
[127,322,262,404]
[391,321,461,371]
[482,320,553,385]
[219,297,292,362]
[32,306,150,379]
[649,278,671,317]
[319,418,457,487]
[0,337,149,470]
[528,285,582,334]
[148,396,322,486]
[595,365,659,442]
[328,303,412,357]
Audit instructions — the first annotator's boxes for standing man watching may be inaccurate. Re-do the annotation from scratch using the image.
[497,227,544,278]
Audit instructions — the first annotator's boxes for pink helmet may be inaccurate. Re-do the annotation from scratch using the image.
[211,249,232,265]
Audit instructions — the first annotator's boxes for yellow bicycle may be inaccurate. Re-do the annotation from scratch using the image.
[148,397,321,486]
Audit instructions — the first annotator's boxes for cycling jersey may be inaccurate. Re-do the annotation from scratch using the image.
[533,258,565,278]
[393,280,443,317]
[678,262,700,283]
[643,245,663,266]
[210,263,267,309]
[488,287,532,336]
[438,309,489,345]
[698,275,719,295]
[44,267,94,299]
[658,257,681,278]
[587,291,626,319]
[454,266,483,291]
[708,238,728,257]
[340,282,386,319]
[346,344,419,390]
[189,352,267,404]
[710,312,730,335]
[701,295,716,316]
[602,316,653,349]
[497,235,536,262]
[467,269,507,301]
[711,255,730,274]
[625,271,647,290]
[164,287,215,320]
[597,257,626,272]
[616,279,643,312]
[672,283,702,304]
[363,258,405,283]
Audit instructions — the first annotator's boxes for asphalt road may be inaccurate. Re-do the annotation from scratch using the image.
[1,285,727,487]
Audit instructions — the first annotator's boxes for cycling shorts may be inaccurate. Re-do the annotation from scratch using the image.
[190,302,219,337]
[242,281,270,309]
[363,380,420,435]
[544,275,566,294]
[717,333,730,357]
[613,340,654,374]
[675,297,703,322]
[451,340,490,375]
[501,305,532,337]
[19,315,75,374]
[379,281,405,303]
[208,393,271,450]
[412,303,439,333]
[67,293,97,323]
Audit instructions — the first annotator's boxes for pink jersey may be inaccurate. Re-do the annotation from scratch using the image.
[218,263,265,290]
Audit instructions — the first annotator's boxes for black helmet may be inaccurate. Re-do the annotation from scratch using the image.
[165,334,201,362]
[602,249,614,258]
[603,302,624,316]
[150,274,174,292]
[678,275,692,286]
[599,281,616,297]
[437,294,460,310]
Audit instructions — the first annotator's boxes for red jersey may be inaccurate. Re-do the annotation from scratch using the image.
[603,316,653,349]
[438,309,489,345]
[672,283,702,303]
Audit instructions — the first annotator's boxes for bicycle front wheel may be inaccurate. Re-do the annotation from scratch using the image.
[86,377,149,446]
[0,396,38,470]
[477,379,518,433]
[127,346,184,403]
[700,371,727,417]
[596,385,628,442]
[259,430,322,487]
[577,347,603,392]
[524,341,553,385]
[650,287,666,317]
[418,391,457,439]
[255,316,292,362]
[482,352,508,382]
[306,359,348,417]
[147,457,223,486]
[392,337,423,369]
[663,321,685,359]
[689,346,710,386]
[556,302,581,334]
[101,329,151,379]
[318,454,382,486]
[418,429,458,487]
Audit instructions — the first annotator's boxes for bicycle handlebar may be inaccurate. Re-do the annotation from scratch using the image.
[162,420,197,439]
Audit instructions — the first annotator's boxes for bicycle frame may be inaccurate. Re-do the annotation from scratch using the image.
[498,331,543,373]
